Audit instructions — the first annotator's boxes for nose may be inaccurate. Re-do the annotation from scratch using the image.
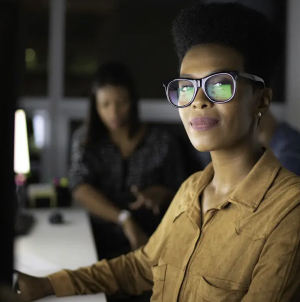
[110,103,119,115]
[192,87,213,110]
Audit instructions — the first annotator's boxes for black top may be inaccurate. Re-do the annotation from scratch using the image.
[69,125,187,218]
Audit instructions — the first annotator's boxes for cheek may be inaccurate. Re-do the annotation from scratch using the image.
[96,105,102,117]
[179,107,188,122]
[179,108,189,129]
[218,92,255,135]
[97,107,108,123]
[123,104,131,116]
[117,104,131,121]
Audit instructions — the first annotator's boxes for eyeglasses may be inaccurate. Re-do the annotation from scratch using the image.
[163,71,265,108]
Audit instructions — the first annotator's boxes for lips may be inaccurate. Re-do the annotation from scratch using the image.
[189,116,219,132]
[109,119,122,128]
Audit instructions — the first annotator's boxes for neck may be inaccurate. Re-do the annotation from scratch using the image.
[109,126,130,144]
[209,137,263,195]
[260,112,278,147]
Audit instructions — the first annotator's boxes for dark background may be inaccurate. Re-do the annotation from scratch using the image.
[0,0,288,287]
[21,0,287,101]
[0,0,21,287]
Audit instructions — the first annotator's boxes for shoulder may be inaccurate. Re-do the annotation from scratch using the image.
[272,167,300,197]
[277,122,300,137]
[264,167,300,222]
[173,171,204,206]
[146,124,180,145]
[147,124,174,138]
[72,124,87,143]
[181,171,204,189]
[272,122,300,150]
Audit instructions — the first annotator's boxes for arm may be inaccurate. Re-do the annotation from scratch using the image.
[69,131,121,223]
[69,131,148,250]
[129,132,187,215]
[47,180,188,298]
[242,204,300,302]
[73,184,121,224]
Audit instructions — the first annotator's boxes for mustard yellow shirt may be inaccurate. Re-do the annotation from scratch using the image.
[49,149,300,302]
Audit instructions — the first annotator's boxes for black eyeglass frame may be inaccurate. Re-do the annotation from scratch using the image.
[163,71,265,108]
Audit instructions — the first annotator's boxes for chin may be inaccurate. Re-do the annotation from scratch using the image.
[188,131,234,152]
[184,128,212,151]
[108,124,122,131]
[188,136,213,152]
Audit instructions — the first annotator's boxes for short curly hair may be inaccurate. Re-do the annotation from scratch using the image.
[172,2,282,87]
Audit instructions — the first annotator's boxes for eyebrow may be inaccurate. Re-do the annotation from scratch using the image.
[180,69,234,78]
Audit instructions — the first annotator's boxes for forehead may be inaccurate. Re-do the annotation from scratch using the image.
[180,44,245,78]
[96,85,129,101]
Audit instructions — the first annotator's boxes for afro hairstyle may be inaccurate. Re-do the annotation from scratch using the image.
[172,2,283,86]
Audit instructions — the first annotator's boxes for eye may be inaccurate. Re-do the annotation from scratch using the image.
[211,79,231,86]
[116,99,130,106]
[99,101,109,108]
[179,86,193,93]
[209,75,232,86]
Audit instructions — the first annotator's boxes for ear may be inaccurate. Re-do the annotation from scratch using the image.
[256,88,272,115]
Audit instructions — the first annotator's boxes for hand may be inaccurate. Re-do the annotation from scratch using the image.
[0,283,21,302]
[16,271,54,302]
[122,218,148,251]
[129,185,173,215]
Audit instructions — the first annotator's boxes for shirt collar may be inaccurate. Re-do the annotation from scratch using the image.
[192,149,281,212]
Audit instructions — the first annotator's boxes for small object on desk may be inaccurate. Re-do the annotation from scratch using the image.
[54,177,72,207]
[28,183,57,208]
[15,212,35,236]
[49,211,64,224]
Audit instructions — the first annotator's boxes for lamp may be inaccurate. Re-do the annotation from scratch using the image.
[14,109,30,176]
[14,109,34,235]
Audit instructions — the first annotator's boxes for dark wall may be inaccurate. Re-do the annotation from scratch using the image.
[0,0,21,287]
[65,1,200,97]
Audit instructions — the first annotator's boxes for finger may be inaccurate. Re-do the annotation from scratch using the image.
[131,186,148,201]
[152,205,160,216]
[129,198,145,210]
[13,270,28,279]
[129,238,138,251]
[130,185,141,197]
[13,281,20,294]
[144,199,153,209]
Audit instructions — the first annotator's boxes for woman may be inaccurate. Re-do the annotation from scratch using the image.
[18,3,300,302]
[69,62,187,260]
[258,110,300,176]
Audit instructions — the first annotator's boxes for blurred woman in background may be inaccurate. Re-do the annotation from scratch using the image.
[69,62,187,261]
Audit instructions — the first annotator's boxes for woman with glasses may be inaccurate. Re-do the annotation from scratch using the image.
[17,3,300,302]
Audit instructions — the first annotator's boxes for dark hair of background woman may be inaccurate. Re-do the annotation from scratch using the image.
[85,62,140,147]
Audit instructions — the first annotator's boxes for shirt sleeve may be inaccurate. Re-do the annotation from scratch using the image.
[242,204,300,302]
[47,178,190,298]
[68,129,97,191]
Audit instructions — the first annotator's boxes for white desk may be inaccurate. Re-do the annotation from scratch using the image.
[14,208,106,302]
